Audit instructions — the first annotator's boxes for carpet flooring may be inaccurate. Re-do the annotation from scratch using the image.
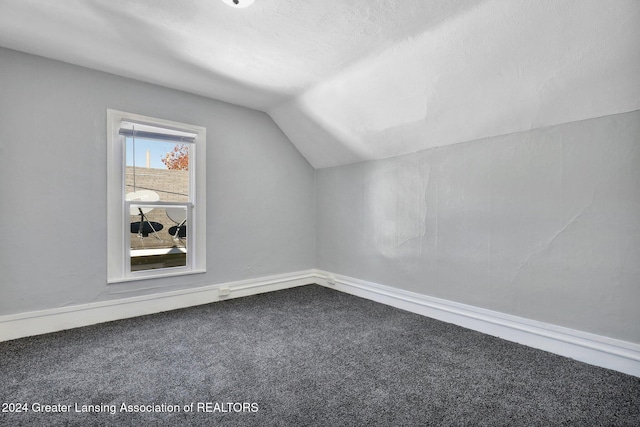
[1,285,638,426]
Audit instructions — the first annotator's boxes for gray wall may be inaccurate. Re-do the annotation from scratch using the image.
[317,111,640,343]
[0,47,315,315]
[2,47,638,346]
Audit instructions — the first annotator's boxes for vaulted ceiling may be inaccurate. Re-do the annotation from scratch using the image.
[1,0,638,168]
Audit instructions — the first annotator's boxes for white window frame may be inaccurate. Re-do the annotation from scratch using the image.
[107,109,206,283]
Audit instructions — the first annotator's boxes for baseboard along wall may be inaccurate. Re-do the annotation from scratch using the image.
[312,270,640,378]
[1,269,639,377]
[0,270,314,343]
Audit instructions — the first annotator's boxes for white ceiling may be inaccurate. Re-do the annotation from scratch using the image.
[1,0,639,168]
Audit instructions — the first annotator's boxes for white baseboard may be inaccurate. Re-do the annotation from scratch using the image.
[3,269,639,378]
[0,270,316,342]
[312,270,640,378]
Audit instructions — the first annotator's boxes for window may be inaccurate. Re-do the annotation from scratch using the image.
[107,110,206,282]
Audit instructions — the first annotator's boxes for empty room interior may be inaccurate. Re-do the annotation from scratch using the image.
[1,0,639,425]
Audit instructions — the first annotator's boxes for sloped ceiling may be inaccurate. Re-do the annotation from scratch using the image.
[1,0,639,168]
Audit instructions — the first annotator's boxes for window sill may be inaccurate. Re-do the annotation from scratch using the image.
[107,269,207,284]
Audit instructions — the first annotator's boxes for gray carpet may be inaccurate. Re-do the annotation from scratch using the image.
[1,285,638,426]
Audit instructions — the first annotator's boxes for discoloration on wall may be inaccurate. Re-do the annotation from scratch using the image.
[317,110,640,343]
[364,157,429,258]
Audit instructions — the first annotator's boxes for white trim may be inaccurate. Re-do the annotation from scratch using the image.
[106,109,206,283]
[3,268,638,377]
[108,268,207,283]
[0,270,316,343]
[131,247,187,257]
[311,270,640,378]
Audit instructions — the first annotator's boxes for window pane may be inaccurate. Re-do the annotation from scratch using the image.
[108,110,205,282]
[129,205,187,272]
[125,137,190,203]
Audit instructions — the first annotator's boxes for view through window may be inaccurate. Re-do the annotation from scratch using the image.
[127,139,190,271]
[107,110,206,282]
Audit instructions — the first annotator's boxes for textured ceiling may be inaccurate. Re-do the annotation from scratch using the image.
[1,0,639,168]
